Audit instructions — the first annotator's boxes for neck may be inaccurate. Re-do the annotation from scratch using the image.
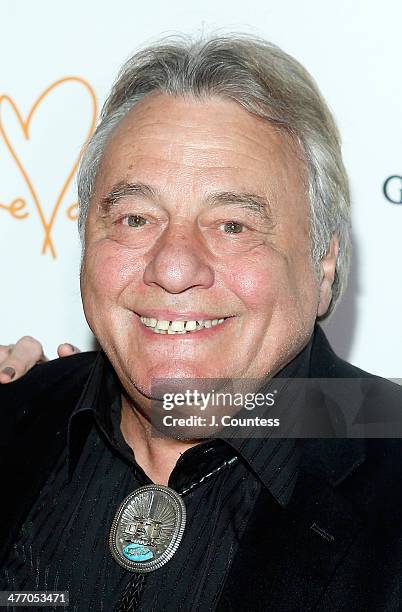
[120,394,200,485]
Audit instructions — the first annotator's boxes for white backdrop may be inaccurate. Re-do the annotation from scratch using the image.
[1,0,401,377]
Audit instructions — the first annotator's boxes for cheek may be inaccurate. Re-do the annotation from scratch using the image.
[230,267,274,311]
[223,250,290,311]
[81,240,145,307]
[224,247,318,318]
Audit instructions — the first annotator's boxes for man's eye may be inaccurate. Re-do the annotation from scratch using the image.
[220,221,244,234]
[125,215,147,228]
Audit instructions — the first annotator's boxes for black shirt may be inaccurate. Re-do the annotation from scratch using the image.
[2,336,313,611]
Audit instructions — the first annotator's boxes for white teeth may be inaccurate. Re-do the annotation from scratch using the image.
[170,320,185,332]
[155,320,169,330]
[185,321,197,331]
[139,315,228,334]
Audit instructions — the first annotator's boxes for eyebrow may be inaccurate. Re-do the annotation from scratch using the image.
[99,181,157,215]
[206,191,273,219]
[99,181,273,221]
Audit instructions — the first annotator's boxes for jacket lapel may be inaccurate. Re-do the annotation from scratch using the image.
[219,439,367,611]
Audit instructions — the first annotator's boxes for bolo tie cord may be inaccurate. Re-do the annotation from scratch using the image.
[114,455,239,612]
[115,574,146,612]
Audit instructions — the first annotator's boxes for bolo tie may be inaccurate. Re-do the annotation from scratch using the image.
[112,454,238,612]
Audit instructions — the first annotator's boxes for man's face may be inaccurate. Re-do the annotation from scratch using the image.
[81,94,333,400]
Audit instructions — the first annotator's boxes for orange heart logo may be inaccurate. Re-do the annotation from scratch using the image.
[0,77,97,258]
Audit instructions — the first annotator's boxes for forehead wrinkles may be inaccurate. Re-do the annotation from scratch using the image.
[97,96,309,213]
[108,94,298,156]
[112,111,298,162]
[103,130,304,197]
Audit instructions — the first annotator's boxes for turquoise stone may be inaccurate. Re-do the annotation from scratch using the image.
[123,543,154,562]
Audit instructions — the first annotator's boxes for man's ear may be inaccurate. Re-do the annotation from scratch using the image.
[317,234,339,317]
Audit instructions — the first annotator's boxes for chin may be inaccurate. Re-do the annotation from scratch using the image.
[129,362,229,401]
[145,360,221,379]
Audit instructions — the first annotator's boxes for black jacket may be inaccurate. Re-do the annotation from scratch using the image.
[1,326,402,611]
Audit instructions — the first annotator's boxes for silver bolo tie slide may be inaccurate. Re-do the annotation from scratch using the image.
[109,484,186,573]
[109,456,238,573]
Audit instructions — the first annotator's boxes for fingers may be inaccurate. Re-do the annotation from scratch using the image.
[0,338,81,384]
[0,344,14,361]
[0,336,47,384]
[57,343,81,358]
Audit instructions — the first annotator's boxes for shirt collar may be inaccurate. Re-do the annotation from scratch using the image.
[68,329,314,506]
[68,352,122,477]
[221,332,313,506]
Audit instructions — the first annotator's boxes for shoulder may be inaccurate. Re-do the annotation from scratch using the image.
[0,350,97,398]
[311,324,402,405]
[0,351,98,428]
[311,324,392,379]
[302,327,402,518]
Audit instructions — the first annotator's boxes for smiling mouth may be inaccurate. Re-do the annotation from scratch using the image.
[139,316,228,335]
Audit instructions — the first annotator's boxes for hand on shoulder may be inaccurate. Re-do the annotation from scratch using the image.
[0,337,80,384]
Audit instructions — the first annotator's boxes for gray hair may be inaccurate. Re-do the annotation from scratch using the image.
[77,34,351,319]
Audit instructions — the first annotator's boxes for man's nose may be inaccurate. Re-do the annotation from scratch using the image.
[143,224,214,293]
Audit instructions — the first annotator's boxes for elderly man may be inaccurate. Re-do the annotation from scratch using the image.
[1,35,402,612]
